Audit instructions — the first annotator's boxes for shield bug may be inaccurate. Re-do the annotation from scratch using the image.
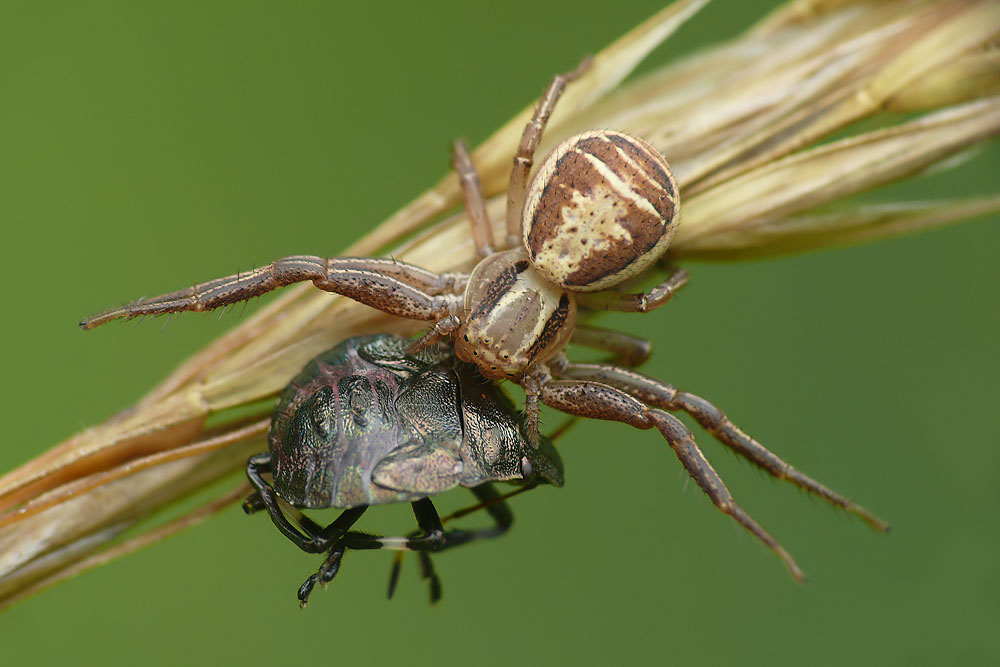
[242,334,563,605]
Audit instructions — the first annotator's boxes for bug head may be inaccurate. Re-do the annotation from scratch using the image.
[519,433,564,488]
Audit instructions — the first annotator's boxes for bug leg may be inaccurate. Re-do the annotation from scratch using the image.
[417,552,443,604]
[453,139,496,258]
[537,378,806,581]
[245,453,368,553]
[298,545,346,608]
[387,484,517,599]
[505,57,591,248]
[242,489,329,542]
[81,256,464,328]
[241,491,266,514]
[576,266,690,313]
[437,483,515,548]
[570,324,652,367]
[387,553,405,600]
[554,363,889,533]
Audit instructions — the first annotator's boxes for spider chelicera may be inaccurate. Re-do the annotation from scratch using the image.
[82,60,887,580]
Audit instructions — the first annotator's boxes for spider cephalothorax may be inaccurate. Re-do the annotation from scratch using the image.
[83,60,887,581]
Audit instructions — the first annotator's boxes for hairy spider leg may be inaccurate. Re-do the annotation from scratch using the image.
[505,57,591,248]
[453,139,496,258]
[81,256,465,329]
[575,265,690,313]
[554,362,890,533]
[536,376,808,581]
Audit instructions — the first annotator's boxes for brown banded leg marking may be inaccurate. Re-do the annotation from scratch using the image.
[537,377,805,581]
[453,139,496,258]
[554,362,889,533]
[570,323,652,367]
[81,256,465,329]
[576,266,690,313]
[505,57,592,248]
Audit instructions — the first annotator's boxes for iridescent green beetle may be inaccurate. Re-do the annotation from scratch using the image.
[243,334,563,605]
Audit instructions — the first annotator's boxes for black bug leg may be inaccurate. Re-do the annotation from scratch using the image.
[387,553,404,600]
[338,498,447,552]
[241,491,265,514]
[386,484,517,600]
[417,552,443,605]
[246,453,368,553]
[298,546,346,608]
[437,484,515,548]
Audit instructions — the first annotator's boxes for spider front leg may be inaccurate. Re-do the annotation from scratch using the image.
[81,256,465,328]
[553,362,889,533]
[535,376,806,581]
[505,57,591,248]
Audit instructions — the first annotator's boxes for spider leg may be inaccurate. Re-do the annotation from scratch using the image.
[81,256,465,329]
[576,266,690,313]
[537,377,806,581]
[453,139,496,258]
[553,362,889,533]
[570,323,652,367]
[505,57,591,248]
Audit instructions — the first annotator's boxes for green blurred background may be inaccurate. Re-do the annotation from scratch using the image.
[1,1,998,665]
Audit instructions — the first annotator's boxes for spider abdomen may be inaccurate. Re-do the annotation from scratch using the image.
[523,130,679,291]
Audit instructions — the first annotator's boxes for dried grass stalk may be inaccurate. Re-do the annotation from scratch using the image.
[1,0,997,608]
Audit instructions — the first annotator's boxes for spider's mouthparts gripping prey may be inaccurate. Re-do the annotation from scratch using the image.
[82,60,888,586]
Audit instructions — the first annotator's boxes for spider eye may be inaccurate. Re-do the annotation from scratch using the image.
[463,334,469,342]
[502,353,509,359]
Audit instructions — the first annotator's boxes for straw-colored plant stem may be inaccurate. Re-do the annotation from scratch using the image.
[0,0,997,608]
